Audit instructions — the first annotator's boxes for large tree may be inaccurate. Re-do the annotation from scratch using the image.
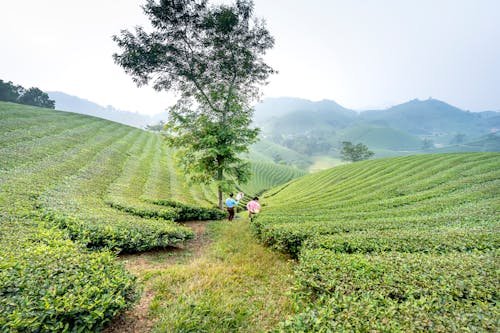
[113,0,275,208]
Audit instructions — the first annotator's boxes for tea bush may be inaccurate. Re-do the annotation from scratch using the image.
[0,103,212,331]
[276,250,499,332]
[0,228,138,332]
[255,152,500,331]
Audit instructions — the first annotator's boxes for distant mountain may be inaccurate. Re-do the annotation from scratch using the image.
[251,97,500,158]
[48,91,168,128]
[359,98,499,139]
[253,97,354,124]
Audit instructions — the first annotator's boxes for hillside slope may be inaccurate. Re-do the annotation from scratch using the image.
[1,102,216,330]
[254,153,499,331]
[252,97,500,159]
[0,101,307,331]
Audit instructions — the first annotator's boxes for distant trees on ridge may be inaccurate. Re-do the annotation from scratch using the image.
[0,79,55,109]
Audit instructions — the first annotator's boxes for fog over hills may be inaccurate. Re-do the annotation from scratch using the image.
[255,97,499,137]
[48,91,168,128]
[48,91,499,157]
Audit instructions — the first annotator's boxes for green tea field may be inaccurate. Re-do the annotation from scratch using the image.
[254,153,499,332]
[1,101,499,332]
[0,102,303,332]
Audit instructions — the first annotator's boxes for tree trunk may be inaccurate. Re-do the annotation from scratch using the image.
[217,168,223,209]
[218,185,223,210]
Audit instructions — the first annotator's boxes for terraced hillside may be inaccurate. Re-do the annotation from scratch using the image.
[0,102,307,331]
[253,153,500,332]
[238,161,306,199]
[0,103,205,331]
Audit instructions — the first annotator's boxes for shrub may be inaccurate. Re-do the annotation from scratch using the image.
[0,229,138,332]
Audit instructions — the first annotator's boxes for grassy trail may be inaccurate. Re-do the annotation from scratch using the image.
[105,217,297,333]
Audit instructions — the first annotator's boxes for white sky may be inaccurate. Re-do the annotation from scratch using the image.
[1,0,499,115]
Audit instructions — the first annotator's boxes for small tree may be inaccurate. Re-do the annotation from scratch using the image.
[340,141,374,162]
[113,0,275,208]
[17,87,55,109]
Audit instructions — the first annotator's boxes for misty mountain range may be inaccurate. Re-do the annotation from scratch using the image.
[48,91,499,158]
[254,97,499,153]
[48,91,168,128]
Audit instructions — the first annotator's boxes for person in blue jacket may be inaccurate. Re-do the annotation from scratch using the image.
[225,193,239,221]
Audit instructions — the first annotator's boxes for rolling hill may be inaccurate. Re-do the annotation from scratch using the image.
[252,97,500,158]
[254,152,499,331]
[48,91,168,128]
[0,101,304,331]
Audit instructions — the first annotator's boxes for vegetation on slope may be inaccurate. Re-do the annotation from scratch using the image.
[0,103,222,331]
[253,153,499,331]
[238,161,307,199]
[0,101,306,331]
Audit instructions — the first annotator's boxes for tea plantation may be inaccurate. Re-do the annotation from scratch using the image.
[253,153,499,332]
[0,102,307,331]
[2,101,499,332]
[0,103,224,332]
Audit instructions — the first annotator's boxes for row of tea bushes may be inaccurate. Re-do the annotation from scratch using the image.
[0,103,217,331]
[254,152,500,331]
[37,125,194,253]
[103,130,223,222]
[1,103,142,331]
[237,161,307,199]
[254,154,499,255]
[276,250,498,332]
[1,227,138,332]
[144,198,226,221]
[304,224,499,254]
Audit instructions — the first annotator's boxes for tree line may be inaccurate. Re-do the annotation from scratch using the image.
[0,79,55,109]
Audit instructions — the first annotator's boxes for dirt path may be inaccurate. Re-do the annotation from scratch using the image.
[103,221,212,333]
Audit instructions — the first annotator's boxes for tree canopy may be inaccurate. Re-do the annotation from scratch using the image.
[113,0,275,208]
[340,141,374,162]
[0,79,55,109]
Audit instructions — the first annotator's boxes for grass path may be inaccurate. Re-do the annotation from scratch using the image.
[105,217,297,333]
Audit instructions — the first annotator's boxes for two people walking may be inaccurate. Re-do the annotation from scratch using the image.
[225,192,260,222]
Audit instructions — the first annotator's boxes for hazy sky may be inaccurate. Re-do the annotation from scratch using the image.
[1,0,499,115]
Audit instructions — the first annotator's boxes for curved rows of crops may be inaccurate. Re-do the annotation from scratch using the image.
[253,152,500,332]
[104,133,224,223]
[0,103,214,331]
[238,161,307,199]
[0,104,141,331]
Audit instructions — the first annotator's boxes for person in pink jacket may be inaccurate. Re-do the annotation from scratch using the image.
[246,197,261,222]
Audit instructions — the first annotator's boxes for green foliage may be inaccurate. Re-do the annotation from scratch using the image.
[113,0,275,208]
[17,87,55,109]
[36,128,194,253]
[304,225,499,254]
[0,78,55,108]
[1,233,138,332]
[339,140,374,161]
[237,161,307,199]
[0,79,23,102]
[254,152,500,331]
[144,198,226,221]
[277,250,498,332]
[145,120,166,132]
[0,102,228,331]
